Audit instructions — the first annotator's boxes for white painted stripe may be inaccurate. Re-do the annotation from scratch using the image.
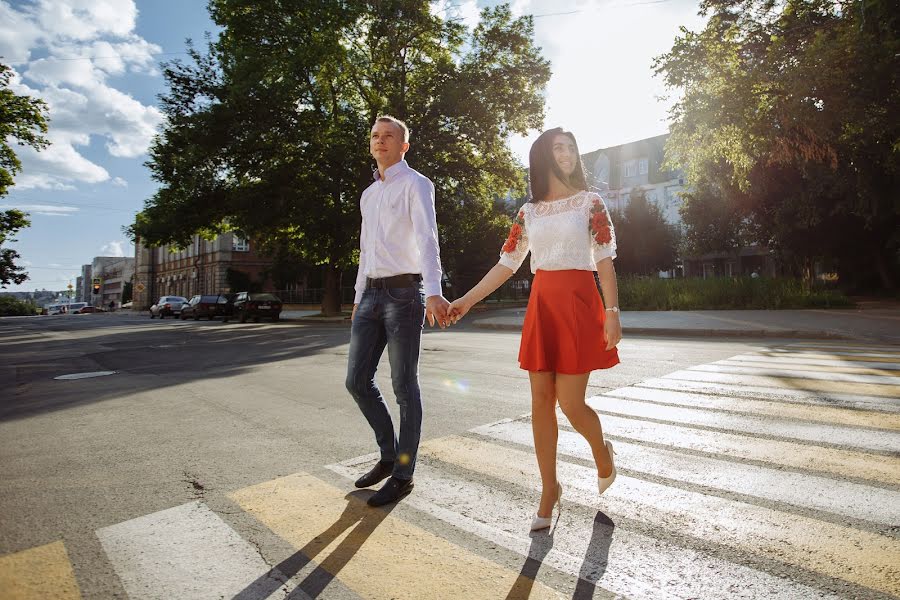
[474,418,900,526]
[326,458,842,600]
[661,369,900,398]
[723,354,900,370]
[688,364,900,385]
[784,342,900,353]
[634,377,900,412]
[771,348,900,359]
[587,395,900,454]
[605,385,900,430]
[96,502,281,600]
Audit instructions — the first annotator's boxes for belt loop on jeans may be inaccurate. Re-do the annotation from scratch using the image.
[365,273,422,289]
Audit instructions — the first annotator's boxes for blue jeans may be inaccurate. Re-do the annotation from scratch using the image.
[345,286,425,480]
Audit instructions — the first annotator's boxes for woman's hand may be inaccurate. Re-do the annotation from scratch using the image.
[447,296,474,325]
[604,310,622,350]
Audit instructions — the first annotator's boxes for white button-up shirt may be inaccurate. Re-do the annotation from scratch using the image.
[354,160,443,304]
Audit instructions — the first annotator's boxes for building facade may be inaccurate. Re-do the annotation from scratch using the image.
[78,264,92,302]
[132,233,275,310]
[91,257,135,308]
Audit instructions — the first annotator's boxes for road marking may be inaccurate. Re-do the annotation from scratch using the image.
[663,369,900,398]
[96,502,280,600]
[605,385,900,430]
[327,455,842,600]
[0,541,81,600]
[475,418,900,527]
[715,357,900,375]
[754,350,900,363]
[722,353,900,370]
[688,363,900,385]
[585,395,900,454]
[422,435,900,597]
[229,473,564,599]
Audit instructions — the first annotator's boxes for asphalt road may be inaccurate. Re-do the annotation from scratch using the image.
[1,312,898,599]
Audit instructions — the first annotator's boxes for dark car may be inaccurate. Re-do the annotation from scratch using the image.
[231,292,282,322]
[149,296,188,319]
[180,294,230,320]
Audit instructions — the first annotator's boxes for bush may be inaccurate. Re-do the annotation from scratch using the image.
[0,295,39,316]
[618,276,855,310]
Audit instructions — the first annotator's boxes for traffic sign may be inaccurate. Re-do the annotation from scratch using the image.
[135,282,146,293]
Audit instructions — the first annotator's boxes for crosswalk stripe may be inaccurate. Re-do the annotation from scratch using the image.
[326,455,844,600]
[0,541,82,600]
[557,411,900,485]
[688,363,900,384]
[722,353,900,370]
[785,341,900,351]
[753,350,900,363]
[663,369,900,398]
[634,377,900,412]
[422,435,900,597]
[229,472,564,599]
[585,395,900,454]
[715,358,900,375]
[474,418,900,527]
[95,502,278,600]
[605,385,900,430]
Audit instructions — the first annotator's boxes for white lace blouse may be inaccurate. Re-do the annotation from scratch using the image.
[498,191,617,274]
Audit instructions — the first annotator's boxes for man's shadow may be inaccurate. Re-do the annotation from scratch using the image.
[232,490,395,600]
[505,511,615,600]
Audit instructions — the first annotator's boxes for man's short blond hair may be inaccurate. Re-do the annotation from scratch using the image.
[375,115,410,143]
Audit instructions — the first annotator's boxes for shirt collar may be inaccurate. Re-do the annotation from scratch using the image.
[373,159,410,182]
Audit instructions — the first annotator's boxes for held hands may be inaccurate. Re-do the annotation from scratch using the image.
[425,295,451,328]
[447,296,473,325]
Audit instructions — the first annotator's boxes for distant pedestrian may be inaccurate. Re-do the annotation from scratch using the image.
[108,300,115,312]
[346,115,450,507]
[447,127,622,531]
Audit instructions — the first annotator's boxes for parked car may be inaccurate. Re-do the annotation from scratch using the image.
[149,296,188,319]
[230,292,282,322]
[67,302,89,314]
[180,294,230,320]
[121,301,133,309]
[78,305,98,314]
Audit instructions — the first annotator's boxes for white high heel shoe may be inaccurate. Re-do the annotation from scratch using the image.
[597,440,617,496]
[530,482,562,531]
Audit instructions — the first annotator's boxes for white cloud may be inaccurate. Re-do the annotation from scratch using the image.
[4,0,164,190]
[100,240,126,257]
[0,204,80,216]
[111,177,128,187]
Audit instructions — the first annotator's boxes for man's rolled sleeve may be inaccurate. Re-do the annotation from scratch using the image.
[408,177,443,298]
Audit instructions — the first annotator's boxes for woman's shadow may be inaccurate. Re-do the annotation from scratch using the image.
[505,511,615,600]
[231,490,396,600]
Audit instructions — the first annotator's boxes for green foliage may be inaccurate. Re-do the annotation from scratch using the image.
[655,0,900,290]
[130,1,550,314]
[619,276,854,310]
[610,189,679,276]
[0,209,31,287]
[226,267,262,293]
[0,295,38,316]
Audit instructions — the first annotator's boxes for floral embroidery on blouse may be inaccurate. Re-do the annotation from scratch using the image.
[590,197,613,245]
[502,210,526,253]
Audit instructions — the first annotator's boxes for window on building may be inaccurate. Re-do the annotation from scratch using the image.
[624,160,638,178]
[639,158,649,175]
[233,236,250,252]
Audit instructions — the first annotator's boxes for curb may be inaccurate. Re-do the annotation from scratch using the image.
[471,321,852,340]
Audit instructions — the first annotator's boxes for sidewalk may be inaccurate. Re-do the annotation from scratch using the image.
[470,306,900,344]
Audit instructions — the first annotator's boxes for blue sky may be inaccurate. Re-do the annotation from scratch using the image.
[1,0,704,293]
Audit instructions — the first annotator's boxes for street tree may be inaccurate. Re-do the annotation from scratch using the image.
[611,189,679,276]
[0,62,50,287]
[655,0,900,290]
[130,1,550,314]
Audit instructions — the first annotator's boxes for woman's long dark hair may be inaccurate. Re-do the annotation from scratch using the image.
[528,127,589,202]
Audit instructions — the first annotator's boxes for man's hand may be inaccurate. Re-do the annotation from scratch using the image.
[447,296,473,325]
[425,295,450,328]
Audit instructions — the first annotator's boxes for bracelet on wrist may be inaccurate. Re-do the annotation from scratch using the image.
[605,306,619,313]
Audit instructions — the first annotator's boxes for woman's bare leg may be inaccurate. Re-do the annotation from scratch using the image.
[529,371,559,518]
[556,373,613,477]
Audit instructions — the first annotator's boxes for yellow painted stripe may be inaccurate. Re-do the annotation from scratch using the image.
[424,436,900,597]
[0,541,81,600]
[230,473,563,600]
[607,386,900,431]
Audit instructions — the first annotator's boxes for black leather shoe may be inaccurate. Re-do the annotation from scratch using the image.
[354,460,394,489]
[367,476,414,507]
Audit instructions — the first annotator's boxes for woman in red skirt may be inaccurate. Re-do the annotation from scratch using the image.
[447,127,622,531]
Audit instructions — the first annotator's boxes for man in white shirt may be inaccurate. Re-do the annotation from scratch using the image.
[346,115,450,507]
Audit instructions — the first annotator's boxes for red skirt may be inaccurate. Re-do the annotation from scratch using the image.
[518,269,620,374]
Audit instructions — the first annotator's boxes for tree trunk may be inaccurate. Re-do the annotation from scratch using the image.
[321,263,343,316]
